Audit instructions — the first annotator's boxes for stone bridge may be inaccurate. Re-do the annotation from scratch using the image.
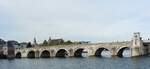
[15,32,150,58]
[15,42,131,58]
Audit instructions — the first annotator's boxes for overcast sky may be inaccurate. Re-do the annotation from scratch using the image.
[0,0,150,43]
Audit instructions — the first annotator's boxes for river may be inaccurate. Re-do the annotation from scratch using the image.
[0,50,150,69]
[0,56,150,69]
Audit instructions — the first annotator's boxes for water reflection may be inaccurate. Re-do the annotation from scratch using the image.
[123,49,131,57]
[81,49,131,58]
[101,49,131,58]
[0,56,150,69]
[101,50,111,58]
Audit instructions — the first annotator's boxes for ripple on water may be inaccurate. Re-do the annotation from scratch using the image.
[0,56,150,69]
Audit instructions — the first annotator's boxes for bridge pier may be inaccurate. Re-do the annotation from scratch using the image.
[111,47,117,57]
[35,50,40,58]
[68,49,74,57]
[131,32,144,57]
[50,49,55,58]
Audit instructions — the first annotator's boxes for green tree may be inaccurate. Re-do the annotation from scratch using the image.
[42,40,48,46]
[26,42,32,48]
[64,40,73,45]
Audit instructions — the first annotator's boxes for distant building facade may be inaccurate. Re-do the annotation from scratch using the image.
[20,42,28,49]
[0,39,6,54]
[48,37,64,45]
[0,39,7,58]
[7,41,15,58]
[7,40,20,49]
[0,38,30,58]
[78,41,90,44]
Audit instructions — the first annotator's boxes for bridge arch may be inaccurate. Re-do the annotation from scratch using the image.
[27,50,35,58]
[0,54,7,59]
[117,47,130,57]
[95,47,110,57]
[40,50,50,58]
[56,49,69,58]
[74,48,87,57]
[16,52,21,58]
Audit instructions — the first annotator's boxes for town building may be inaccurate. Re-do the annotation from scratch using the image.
[0,39,7,59]
[20,42,28,49]
[48,37,64,45]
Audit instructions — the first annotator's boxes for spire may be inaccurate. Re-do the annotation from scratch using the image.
[48,36,51,42]
[34,37,37,45]
[48,36,52,45]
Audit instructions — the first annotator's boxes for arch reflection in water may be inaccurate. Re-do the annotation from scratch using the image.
[95,48,111,58]
[74,48,88,57]
[122,48,131,57]
[27,51,35,58]
[40,50,50,58]
[117,47,131,57]
[0,54,7,59]
[56,49,68,58]
[16,52,21,58]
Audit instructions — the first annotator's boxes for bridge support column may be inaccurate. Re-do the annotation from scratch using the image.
[50,50,55,57]
[69,49,74,57]
[111,47,117,57]
[35,51,39,58]
[131,32,144,57]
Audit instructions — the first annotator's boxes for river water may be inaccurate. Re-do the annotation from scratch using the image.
[0,50,150,69]
[0,56,150,69]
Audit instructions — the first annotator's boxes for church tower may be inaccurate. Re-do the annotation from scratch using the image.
[34,37,37,46]
[48,37,51,45]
